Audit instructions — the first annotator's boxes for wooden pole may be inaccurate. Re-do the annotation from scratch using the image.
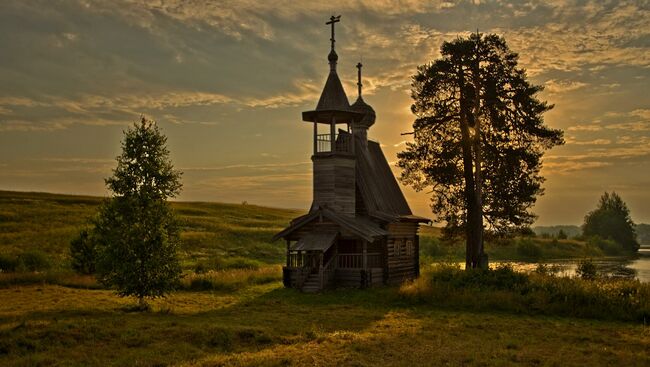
[330,116,336,152]
[313,122,317,154]
[350,123,355,154]
[319,252,324,289]
[286,240,290,267]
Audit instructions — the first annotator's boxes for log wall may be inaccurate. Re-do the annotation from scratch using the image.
[312,154,355,215]
[335,268,383,288]
[386,222,419,285]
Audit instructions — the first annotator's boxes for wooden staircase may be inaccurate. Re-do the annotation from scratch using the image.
[301,272,321,293]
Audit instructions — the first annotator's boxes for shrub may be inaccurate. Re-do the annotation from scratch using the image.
[557,229,568,240]
[399,262,650,321]
[430,263,529,291]
[533,263,549,275]
[16,250,51,272]
[419,237,445,258]
[0,255,17,272]
[516,239,542,260]
[70,229,97,274]
[587,236,624,256]
[576,259,598,280]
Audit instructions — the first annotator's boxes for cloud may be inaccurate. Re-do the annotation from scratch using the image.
[543,160,612,174]
[181,161,310,173]
[630,109,650,120]
[544,79,588,94]
[567,124,602,132]
[565,137,611,146]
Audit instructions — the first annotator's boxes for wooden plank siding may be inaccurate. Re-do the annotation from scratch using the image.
[335,268,383,288]
[312,155,355,215]
[385,221,419,284]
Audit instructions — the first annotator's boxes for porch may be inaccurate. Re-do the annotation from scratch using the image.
[283,237,385,292]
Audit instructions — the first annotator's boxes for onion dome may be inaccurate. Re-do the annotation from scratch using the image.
[350,62,375,128]
[350,96,375,128]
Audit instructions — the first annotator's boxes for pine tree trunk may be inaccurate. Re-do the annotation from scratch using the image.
[458,66,484,269]
[458,69,480,269]
[472,38,486,269]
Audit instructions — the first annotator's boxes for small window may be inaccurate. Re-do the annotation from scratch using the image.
[405,240,414,256]
[394,239,403,256]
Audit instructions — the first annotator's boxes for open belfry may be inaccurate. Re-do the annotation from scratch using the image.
[274,16,429,292]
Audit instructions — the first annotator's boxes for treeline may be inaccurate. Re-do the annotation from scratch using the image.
[534,223,650,246]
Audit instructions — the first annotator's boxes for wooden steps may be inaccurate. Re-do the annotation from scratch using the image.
[301,273,321,293]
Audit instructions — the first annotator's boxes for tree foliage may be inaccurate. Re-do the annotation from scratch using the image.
[397,33,563,266]
[70,229,96,275]
[94,117,183,305]
[582,192,639,252]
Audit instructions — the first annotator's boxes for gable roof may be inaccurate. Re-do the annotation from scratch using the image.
[291,231,338,251]
[273,206,388,242]
[352,133,429,222]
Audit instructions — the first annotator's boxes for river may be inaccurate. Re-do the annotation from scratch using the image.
[489,248,650,282]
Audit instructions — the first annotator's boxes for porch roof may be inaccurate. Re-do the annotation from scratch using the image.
[273,206,388,242]
[291,231,338,252]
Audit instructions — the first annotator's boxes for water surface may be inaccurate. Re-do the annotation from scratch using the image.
[491,248,650,282]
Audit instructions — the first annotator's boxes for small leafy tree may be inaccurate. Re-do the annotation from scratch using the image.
[398,33,563,268]
[576,259,597,280]
[557,229,567,240]
[94,117,183,307]
[70,229,96,274]
[582,192,639,252]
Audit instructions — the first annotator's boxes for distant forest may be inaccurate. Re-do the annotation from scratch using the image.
[533,224,650,247]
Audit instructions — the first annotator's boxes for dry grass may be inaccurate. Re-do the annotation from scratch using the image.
[0,283,648,366]
[181,266,282,291]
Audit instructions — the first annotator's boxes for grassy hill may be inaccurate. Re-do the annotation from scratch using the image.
[0,190,300,271]
[0,190,628,274]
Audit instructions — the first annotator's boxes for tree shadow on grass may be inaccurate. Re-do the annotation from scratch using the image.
[0,286,393,366]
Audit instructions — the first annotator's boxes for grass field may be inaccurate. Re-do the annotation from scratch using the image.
[1,282,648,366]
[0,190,615,273]
[0,190,300,271]
[1,190,648,366]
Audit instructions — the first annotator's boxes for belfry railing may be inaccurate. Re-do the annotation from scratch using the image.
[316,133,351,154]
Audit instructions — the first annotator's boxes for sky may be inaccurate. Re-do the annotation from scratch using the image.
[0,0,648,226]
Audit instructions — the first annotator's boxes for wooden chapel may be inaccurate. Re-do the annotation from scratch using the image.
[274,16,429,292]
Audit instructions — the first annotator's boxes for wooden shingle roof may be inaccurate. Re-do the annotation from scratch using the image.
[315,70,350,111]
[291,231,338,251]
[273,206,388,242]
[352,133,428,222]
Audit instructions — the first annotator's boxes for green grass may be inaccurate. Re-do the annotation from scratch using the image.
[0,190,300,271]
[400,263,650,322]
[1,190,649,366]
[1,190,621,274]
[0,283,648,366]
[419,226,622,262]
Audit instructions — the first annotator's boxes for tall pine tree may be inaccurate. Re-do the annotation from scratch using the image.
[398,33,564,268]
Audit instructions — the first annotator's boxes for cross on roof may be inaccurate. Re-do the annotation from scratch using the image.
[326,15,341,50]
[356,62,363,97]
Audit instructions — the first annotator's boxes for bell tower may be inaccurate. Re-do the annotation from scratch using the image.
[302,16,364,215]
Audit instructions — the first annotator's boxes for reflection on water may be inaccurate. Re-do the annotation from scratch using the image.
[488,248,650,283]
